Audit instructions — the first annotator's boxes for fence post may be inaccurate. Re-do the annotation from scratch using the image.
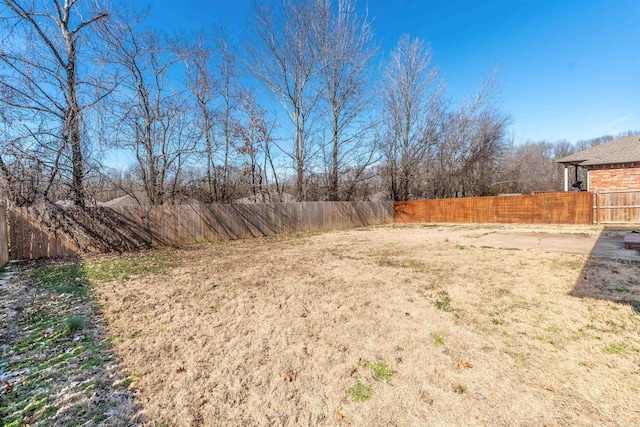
[0,205,7,268]
[595,191,600,225]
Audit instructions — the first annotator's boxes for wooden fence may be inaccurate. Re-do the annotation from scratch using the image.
[395,192,593,224]
[7,201,393,260]
[593,190,640,224]
[0,205,7,267]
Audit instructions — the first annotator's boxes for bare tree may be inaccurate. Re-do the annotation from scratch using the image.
[233,89,278,201]
[100,13,195,205]
[246,0,323,201]
[314,0,378,200]
[380,34,441,201]
[0,0,110,206]
[183,32,218,202]
[212,27,240,202]
[182,27,243,203]
[428,74,508,198]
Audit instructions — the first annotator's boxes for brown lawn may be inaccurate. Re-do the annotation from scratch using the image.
[90,224,640,426]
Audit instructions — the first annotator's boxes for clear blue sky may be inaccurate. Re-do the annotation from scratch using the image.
[144,0,640,144]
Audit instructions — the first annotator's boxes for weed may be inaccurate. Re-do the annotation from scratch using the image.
[371,360,394,382]
[211,301,222,311]
[346,380,373,402]
[491,317,504,325]
[434,290,453,312]
[430,332,445,347]
[407,297,414,303]
[294,232,302,238]
[455,244,465,250]
[66,315,86,334]
[363,301,370,306]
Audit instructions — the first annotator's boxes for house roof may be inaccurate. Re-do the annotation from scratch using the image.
[557,134,640,166]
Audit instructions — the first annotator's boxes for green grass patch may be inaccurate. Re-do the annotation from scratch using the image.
[371,360,395,382]
[1,261,134,426]
[346,380,373,402]
[85,251,181,282]
[65,315,86,334]
[32,264,89,296]
[602,344,626,355]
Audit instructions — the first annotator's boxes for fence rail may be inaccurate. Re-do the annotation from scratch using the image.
[593,190,640,224]
[395,192,593,224]
[0,205,7,267]
[7,201,394,260]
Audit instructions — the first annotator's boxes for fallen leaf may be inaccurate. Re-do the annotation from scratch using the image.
[546,386,555,392]
[337,344,347,352]
[349,365,357,376]
[282,371,297,382]
[1,381,14,396]
[176,366,186,373]
[456,361,473,369]
[336,412,344,420]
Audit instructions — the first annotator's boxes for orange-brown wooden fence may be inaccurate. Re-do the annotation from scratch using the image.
[593,190,640,224]
[0,205,8,267]
[7,201,394,260]
[394,192,593,224]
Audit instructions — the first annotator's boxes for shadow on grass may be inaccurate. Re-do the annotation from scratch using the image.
[570,226,640,314]
[0,259,143,426]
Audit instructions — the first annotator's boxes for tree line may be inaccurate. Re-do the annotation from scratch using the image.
[0,0,633,207]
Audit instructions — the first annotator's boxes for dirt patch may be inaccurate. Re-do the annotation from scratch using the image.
[90,224,640,426]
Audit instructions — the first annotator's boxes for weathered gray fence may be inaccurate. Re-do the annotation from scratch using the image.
[8,201,393,260]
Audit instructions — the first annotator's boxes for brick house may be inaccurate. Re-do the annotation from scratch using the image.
[557,134,640,192]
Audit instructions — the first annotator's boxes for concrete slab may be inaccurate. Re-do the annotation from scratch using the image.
[472,231,640,261]
[624,233,640,249]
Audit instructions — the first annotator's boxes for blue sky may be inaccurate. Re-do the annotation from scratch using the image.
[144,0,640,144]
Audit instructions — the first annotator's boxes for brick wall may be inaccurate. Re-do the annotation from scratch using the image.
[589,166,640,191]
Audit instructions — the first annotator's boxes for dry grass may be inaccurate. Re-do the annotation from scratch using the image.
[89,224,640,426]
